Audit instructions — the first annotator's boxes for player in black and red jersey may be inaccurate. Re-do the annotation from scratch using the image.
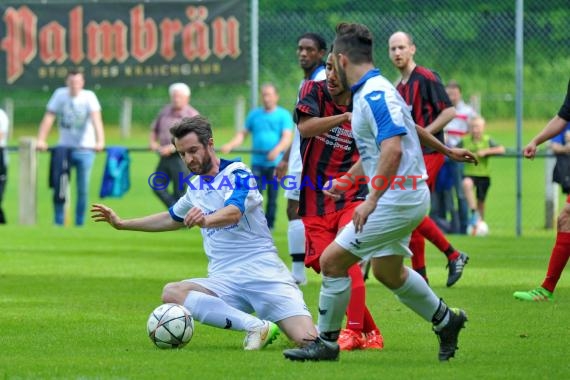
[514,79,570,302]
[389,31,469,287]
[294,52,384,351]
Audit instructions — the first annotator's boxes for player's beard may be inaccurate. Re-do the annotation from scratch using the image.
[190,154,213,175]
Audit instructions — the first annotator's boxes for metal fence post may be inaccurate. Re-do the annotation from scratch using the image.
[19,137,38,225]
[234,96,246,132]
[120,97,132,139]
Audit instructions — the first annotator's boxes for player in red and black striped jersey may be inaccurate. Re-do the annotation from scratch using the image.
[513,79,570,302]
[294,53,383,351]
[389,31,469,287]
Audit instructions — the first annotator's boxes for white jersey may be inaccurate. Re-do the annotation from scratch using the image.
[288,66,327,173]
[350,69,428,205]
[170,159,282,275]
[46,87,101,149]
[444,100,477,147]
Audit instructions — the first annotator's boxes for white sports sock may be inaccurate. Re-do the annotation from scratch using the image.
[392,266,446,324]
[184,291,263,332]
[288,219,306,254]
[317,276,351,333]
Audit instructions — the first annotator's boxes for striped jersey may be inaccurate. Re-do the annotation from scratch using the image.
[396,66,452,153]
[288,65,327,173]
[295,79,367,216]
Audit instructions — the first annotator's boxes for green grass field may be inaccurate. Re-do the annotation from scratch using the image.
[1,121,569,379]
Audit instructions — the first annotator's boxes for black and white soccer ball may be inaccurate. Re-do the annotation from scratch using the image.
[147,303,194,349]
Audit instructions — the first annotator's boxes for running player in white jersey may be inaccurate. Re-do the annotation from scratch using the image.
[92,116,317,350]
[276,33,327,285]
[284,23,473,362]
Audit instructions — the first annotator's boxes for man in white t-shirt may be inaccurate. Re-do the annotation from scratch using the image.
[0,107,8,224]
[275,32,327,285]
[284,23,468,363]
[432,81,478,233]
[37,69,105,226]
[92,115,317,350]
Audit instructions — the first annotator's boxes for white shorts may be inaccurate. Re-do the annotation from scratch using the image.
[335,190,429,260]
[186,256,311,322]
[283,171,302,201]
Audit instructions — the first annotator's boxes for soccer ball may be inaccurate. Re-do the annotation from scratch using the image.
[467,220,489,237]
[147,303,194,349]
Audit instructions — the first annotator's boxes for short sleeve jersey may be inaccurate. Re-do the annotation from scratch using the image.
[396,66,452,154]
[169,159,280,275]
[350,69,428,205]
[295,79,367,216]
[288,65,327,173]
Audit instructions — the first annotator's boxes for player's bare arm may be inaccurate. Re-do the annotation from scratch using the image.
[91,204,182,231]
[524,115,569,159]
[186,204,241,229]
[323,158,363,199]
[415,124,478,164]
[424,106,456,135]
[297,113,351,138]
[352,137,401,233]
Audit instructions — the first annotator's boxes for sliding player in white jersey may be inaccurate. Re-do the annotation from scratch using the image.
[92,116,317,350]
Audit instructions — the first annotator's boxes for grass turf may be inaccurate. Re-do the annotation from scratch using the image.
[1,121,569,378]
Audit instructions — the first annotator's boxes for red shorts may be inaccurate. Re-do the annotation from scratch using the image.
[424,152,446,191]
[567,194,570,203]
[302,201,362,273]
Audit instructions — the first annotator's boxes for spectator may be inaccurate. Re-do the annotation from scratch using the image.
[149,83,199,208]
[37,69,105,226]
[221,83,293,230]
[432,81,478,233]
[0,107,8,224]
[459,116,505,226]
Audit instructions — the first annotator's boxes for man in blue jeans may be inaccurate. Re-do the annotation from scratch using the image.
[37,69,105,226]
[221,83,293,229]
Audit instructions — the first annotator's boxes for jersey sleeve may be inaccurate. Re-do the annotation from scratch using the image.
[223,169,254,214]
[295,80,322,120]
[46,88,63,113]
[488,138,499,148]
[363,88,408,145]
[169,189,194,222]
[558,79,570,121]
[87,91,102,112]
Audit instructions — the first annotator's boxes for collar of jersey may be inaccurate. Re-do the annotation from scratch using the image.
[350,68,381,94]
[310,65,325,80]
[192,158,241,182]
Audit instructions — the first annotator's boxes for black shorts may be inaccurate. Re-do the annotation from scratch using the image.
[465,176,491,202]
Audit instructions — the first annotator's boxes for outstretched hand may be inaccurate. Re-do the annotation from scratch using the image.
[523,142,537,159]
[91,204,122,229]
[448,148,478,165]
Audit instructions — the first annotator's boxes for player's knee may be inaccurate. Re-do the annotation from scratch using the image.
[558,206,570,232]
[286,199,300,220]
[161,282,185,304]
